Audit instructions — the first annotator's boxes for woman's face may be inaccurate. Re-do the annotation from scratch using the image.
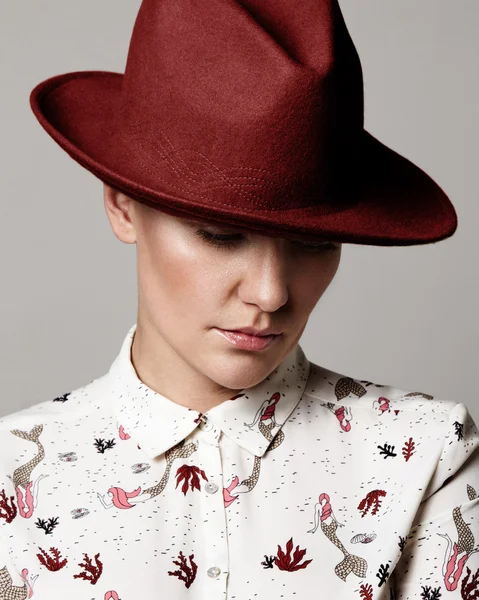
[104,185,342,393]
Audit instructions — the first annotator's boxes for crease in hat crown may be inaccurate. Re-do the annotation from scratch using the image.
[115,0,365,211]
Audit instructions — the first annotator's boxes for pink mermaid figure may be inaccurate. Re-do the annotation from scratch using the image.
[97,485,146,509]
[308,493,345,534]
[20,569,38,599]
[118,424,130,440]
[372,396,391,415]
[438,505,479,591]
[0,565,38,599]
[223,392,286,505]
[6,425,48,519]
[104,591,119,600]
[223,475,241,507]
[324,402,353,432]
[308,493,368,581]
[244,391,281,430]
[97,439,198,509]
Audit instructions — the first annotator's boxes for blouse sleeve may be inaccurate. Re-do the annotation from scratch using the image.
[393,402,479,599]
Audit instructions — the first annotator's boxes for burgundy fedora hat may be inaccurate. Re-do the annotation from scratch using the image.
[29,0,457,246]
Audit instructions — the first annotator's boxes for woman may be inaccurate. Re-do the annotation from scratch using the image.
[1,0,477,598]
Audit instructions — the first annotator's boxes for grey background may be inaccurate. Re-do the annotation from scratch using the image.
[1,1,478,422]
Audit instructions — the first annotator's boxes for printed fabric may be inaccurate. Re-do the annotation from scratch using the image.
[0,323,478,599]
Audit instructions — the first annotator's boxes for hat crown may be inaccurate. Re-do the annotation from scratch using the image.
[116,0,365,211]
[29,0,457,245]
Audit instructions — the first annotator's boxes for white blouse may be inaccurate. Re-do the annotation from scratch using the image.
[0,323,478,600]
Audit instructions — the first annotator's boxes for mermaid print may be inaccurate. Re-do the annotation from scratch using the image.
[6,425,48,519]
[372,396,391,415]
[324,403,353,432]
[334,377,367,402]
[118,424,130,440]
[437,504,479,591]
[243,392,281,430]
[0,565,38,599]
[307,493,368,581]
[320,376,368,433]
[1,323,478,597]
[224,392,285,506]
[97,439,198,509]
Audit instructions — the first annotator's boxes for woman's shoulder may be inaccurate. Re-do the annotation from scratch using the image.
[304,360,479,499]
[0,373,117,494]
[0,372,112,434]
[304,359,458,415]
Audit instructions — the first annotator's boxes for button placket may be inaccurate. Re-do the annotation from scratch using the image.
[197,422,229,595]
[198,415,213,432]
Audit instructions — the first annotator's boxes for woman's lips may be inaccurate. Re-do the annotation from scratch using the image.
[213,328,280,351]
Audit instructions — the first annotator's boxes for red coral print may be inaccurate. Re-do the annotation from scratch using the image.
[175,464,208,495]
[358,490,387,517]
[359,582,373,599]
[461,565,479,599]
[37,546,68,571]
[168,550,198,588]
[73,552,103,584]
[273,537,313,571]
[0,488,17,523]
[402,437,416,462]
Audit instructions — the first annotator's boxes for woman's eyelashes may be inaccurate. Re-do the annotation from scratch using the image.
[194,229,339,252]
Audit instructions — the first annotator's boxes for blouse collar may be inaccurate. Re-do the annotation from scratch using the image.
[108,323,311,459]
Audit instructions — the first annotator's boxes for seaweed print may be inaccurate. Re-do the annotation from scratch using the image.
[437,504,479,591]
[6,425,48,519]
[271,537,313,571]
[307,493,368,581]
[0,565,38,599]
[168,551,198,588]
[223,391,285,507]
[73,552,103,584]
[96,439,198,509]
[36,547,67,571]
[358,490,387,517]
[0,489,17,523]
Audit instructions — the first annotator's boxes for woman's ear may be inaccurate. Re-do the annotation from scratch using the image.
[103,184,137,244]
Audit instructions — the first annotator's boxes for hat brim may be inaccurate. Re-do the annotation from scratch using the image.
[30,70,457,246]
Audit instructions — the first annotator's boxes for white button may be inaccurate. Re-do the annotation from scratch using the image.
[205,481,218,494]
[207,566,221,578]
[199,416,213,432]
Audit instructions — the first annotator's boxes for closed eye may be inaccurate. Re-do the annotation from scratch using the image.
[194,229,339,252]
